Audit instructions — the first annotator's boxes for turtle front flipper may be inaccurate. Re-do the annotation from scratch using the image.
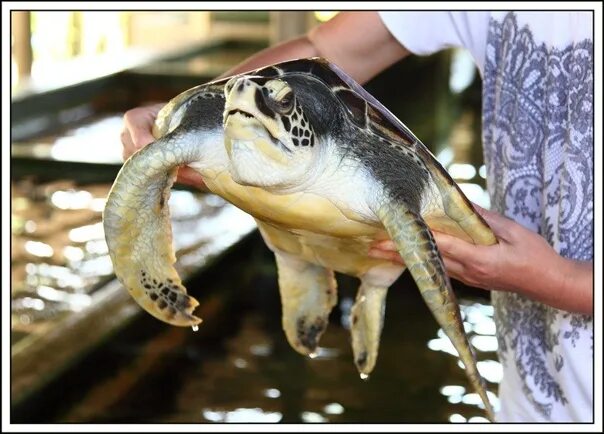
[103,132,206,327]
[104,81,226,327]
[376,201,495,421]
[274,251,338,356]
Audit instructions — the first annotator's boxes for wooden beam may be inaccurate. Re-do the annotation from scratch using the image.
[11,11,33,80]
[269,11,310,45]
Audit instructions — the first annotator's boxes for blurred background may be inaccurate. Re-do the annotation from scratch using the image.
[10,10,499,424]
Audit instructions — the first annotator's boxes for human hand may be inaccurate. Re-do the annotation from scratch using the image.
[368,204,593,314]
[120,103,205,188]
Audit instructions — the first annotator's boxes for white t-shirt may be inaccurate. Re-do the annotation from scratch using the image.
[379,11,594,423]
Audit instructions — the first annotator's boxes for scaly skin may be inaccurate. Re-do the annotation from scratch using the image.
[377,200,495,421]
[103,131,203,326]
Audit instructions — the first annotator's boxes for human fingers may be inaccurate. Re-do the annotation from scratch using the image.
[121,103,165,160]
[470,203,516,242]
[121,127,137,161]
[367,246,405,265]
[434,231,503,289]
[432,231,482,259]
[371,239,396,252]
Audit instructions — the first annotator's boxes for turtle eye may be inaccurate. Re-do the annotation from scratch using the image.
[276,91,294,113]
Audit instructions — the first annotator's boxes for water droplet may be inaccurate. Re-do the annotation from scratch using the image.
[323,402,345,415]
[360,373,369,381]
[192,325,199,332]
[308,352,318,359]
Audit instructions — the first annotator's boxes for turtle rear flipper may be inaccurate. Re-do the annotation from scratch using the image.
[350,263,403,377]
[377,201,495,421]
[350,282,389,376]
[274,250,338,356]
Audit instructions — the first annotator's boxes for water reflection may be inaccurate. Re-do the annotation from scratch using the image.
[468,416,490,423]
[26,263,86,288]
[14,254,503,423]
[457,183,491,209]
[233,358,248,369]
[24,240,54,258]
[338,296,354,329]
[68,222,104,243]
[202,408,282,423]
[162,298,499,423]
[10,178,255,349]
[51,190,93,210]
[448,163,477,180]
[470,335,498,352]
[250,344,272,357]
[263,388,281,399]
[478,165,487,179]
[12,297,46,311]
[450,412,492,423]
[449,413,467,423]
[440,385,465,397]
[323,402,345,415]
[49,116,125,164]
[476,360,503,384]
[308,346,339,360]
[13,212,110,336]
[301,411,327,423]
[12,115,124,164]
[37,285,92,312]
[427,334,458,357]
[63,245,85,262]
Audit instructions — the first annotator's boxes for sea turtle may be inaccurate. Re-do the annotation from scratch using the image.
[103,57,497,420]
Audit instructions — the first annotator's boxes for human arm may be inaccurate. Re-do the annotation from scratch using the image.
[120,12,409,187]
[219,11,410,82]
[368,205,594,315]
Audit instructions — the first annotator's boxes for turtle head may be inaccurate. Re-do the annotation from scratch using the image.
[223,75,319,189]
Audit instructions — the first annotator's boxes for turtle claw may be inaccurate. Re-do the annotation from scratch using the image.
[160,291,202,326]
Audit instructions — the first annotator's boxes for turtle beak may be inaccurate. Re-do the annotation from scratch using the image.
[223,77,254,119]
[223,77,285,143]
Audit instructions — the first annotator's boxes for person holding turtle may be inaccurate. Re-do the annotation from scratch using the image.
[120,11,594,422]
